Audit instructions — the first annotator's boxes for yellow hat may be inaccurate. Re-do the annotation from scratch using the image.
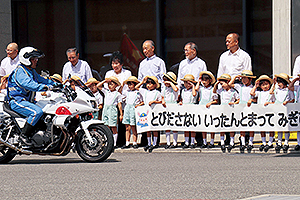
[180,74,196,83]
[217,74,231,81]
[257,75,273,84]
[86,77,99,84]
[147,76,160,88]
[105,76,121,86]
[241,70,256,78]
[124,76,140,85]
[275,73,291,84]
[163,72,177,85]
[199,71,216,84]
[50,74,62,83]
[71,75,81,81]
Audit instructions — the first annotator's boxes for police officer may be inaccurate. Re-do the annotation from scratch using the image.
[7,47,58,145]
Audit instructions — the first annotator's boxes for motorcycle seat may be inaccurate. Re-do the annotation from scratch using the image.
[3,102,25,118]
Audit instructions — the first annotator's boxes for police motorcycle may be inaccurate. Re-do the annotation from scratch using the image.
[0,46,114,163]
[0,81,114,163]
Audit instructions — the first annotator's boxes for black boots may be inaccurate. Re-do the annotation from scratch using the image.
[19,122,35,146]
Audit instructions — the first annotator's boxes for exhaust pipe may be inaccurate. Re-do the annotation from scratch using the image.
[0,138,32,155]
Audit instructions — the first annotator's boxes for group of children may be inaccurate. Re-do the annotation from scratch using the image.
[34,68,300,154]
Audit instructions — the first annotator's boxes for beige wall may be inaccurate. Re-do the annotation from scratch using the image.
[273,0,291,75]
[0,0,12,60]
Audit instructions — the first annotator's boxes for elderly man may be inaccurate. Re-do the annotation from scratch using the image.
[177,42,207,89]
[0,43,19,77]
[138,40,166,84]
[217,33,252,78]
[62,47,93,83]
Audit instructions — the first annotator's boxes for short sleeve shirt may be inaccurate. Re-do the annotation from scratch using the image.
[234,84,253,104]
[161,86,179,103]
[101,88,122,106]
[0,55,19,76]
[213,88,240,105]
[217,48,252,78]
[181,88,197,104]
[198,86,213,104]
[255,90,275,104]
[123,90,143,105]
[94,91,103,105]
[274,87,295,103]
[139,88,162,105]
[62,59,93,83]
[177,57,207,89]
[105,68,132,93]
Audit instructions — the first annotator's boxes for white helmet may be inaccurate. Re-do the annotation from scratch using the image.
[19,47,45,66]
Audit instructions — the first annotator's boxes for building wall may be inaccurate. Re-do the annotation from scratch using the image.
[0,0,12,60]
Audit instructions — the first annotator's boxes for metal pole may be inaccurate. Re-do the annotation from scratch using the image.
[242,0,248,51]
[74,0,81,55]
[156,0,162,57]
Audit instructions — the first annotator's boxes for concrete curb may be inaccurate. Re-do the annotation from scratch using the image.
[114,145,300,154]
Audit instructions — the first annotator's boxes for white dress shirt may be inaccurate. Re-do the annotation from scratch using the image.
[62,59,93,83]
[0,55,19,76]
[177,57,207,89]
[217,48,252,78]
[105,68,132,93]
[138,55,166,84]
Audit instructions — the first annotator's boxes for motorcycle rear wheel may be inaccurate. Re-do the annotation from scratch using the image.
[76,124,113,162]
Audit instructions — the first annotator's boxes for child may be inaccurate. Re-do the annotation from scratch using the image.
[97,76,123,149]
[178,74,197,149]
[211,74,240,153]
[36,74,63,101]
[288,74,300,151]
[271,73,294,153]
[161,72,179,148]
[69,75,82,91]
[249,75,275,152]
[229,70,256,153]
[195,71,216,148]
[121,76,144,149]
[86,77,103,119]
[135,76,162,153]
[0,74,9,95]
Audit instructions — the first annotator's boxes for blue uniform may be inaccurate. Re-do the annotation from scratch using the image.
[7,64,55,126]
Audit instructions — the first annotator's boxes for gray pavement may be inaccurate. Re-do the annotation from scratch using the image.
[1,151,300,200]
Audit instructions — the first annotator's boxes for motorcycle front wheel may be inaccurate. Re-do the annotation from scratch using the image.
[76,124,113,162]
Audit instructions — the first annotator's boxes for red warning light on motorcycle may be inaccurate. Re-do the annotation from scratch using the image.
[55,106,72,115]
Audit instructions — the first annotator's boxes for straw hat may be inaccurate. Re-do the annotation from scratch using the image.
[50,74,62,83]
[241,70,256,78]
[217,74,231,81]
[147,76,160,88]
[163,72,177,85]
[256,75,273,84]
[275,73,291,84]
[105,76,121,86]
[124,76,140,85]
[199,71,216,84]
[180,74,196,83]
[86,77,99,84]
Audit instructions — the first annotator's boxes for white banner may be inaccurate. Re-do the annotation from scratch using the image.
[135,103,300,133]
